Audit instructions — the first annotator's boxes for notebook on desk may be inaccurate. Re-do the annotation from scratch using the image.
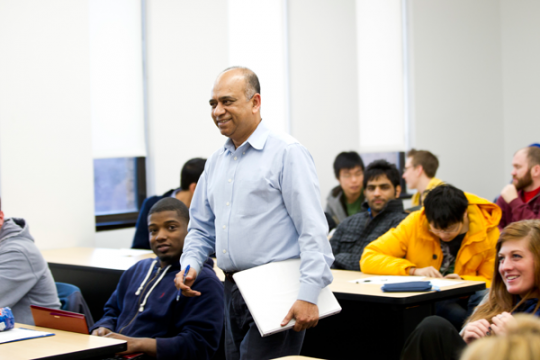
[233,259,342,337]
[31,305,89,334]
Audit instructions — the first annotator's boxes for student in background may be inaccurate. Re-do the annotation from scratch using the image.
[401,220,540,360]
[330,160,408,270]
[402,149,444,209]
[92,198,223,359]
[361,185,500,330]
[326,151,366,224]
[132,158,206,249]
[497,146,540,230]
[460,314,540,360]
[0,196,60,325]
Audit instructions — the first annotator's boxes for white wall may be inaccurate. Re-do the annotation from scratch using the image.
[145,0,229,197]
[95,227,136,249]
[0,0,96,249]
[500,0,540,176]
[288,0,360,202]
[407,0,505,200]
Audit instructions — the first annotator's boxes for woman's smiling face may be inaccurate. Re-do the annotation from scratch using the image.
[499,237,537,298]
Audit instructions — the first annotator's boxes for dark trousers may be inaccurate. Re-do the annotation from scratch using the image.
[435,289,488,330]
[401,316,467,360]
[223,278,305,360]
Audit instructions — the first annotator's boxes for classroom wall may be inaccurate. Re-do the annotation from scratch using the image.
[288,0,360,201]
[500,0,540,176]
[407,0,506,200]
[0,0,96,249]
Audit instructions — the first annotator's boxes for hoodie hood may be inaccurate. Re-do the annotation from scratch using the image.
[464,192,502,232]
[0,218,34,244]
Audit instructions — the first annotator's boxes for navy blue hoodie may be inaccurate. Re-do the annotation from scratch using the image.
[91,258,223,359]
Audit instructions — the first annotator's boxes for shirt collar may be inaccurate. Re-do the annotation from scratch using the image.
[223,120,269,153]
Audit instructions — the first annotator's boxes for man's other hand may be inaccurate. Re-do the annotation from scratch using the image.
[105,332,156,357]
[281,300,319,332]
[501,184,519,203]
[174,267,200,297]
[414,266,443,278]
[91,327,112,336]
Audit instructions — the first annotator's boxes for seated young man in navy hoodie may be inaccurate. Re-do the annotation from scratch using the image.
[91,198,224,359]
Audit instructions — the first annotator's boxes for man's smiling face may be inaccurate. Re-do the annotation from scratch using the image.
[148,210,187,268]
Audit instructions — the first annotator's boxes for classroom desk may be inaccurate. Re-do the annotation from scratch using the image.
[2,323,126,360]
[42,248,156,321]
[302,270,485,360]
[43,248,485,360]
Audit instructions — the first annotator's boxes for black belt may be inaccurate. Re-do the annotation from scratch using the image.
[223,271,237,284]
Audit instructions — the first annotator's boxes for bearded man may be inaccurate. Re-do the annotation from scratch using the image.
[497,146,540,230]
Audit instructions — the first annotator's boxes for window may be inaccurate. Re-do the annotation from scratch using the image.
[94,157,146,230]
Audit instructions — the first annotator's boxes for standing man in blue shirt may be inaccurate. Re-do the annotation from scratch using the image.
[175,67,334,360]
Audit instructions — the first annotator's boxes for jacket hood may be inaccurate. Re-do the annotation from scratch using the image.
[463,192,502,231]
[0,218,34,244]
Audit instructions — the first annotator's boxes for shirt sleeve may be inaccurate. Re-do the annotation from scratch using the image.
[180,170,217,276]
[360,214,416,275]
[281,144,334,304]
[0,248,39,308]
[509,197,540,223]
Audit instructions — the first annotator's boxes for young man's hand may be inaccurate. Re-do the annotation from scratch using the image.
[174,267,200,297]
[461,319,490,344]
[105,332,156,357]
[413,266,443,278]
[281,300,319,332]
[443,273,461,280]
[91,327,112,336]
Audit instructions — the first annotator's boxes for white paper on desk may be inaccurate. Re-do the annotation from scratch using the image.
[429,279,463,288]
[351,276,427,284]
[233,259,342,337]
[0,327,54,344]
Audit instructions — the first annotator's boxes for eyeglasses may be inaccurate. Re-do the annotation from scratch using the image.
[428,222,463,236]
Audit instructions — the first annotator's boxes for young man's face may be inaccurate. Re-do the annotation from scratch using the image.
[364,174,400,215]
[148,210,188,268]
[338,166,364,200]
[402,157,421,190]
[511,149,533,191]
[428,212,467,242]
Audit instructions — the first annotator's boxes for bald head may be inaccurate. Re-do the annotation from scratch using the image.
[219,66,260,101]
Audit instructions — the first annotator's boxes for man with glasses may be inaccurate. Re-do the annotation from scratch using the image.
[361,185,501,329]
[325,151,366,225]
[402,149,444,210]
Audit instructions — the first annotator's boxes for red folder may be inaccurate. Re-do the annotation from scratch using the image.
[30,305,89,334]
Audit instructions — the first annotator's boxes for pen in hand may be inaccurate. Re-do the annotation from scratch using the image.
[177,264,190,301]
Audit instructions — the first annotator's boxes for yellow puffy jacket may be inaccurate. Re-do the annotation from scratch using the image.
[360,192,501,287]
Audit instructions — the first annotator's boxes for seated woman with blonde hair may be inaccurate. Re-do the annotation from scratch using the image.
[401,219,540,360]
[460,314,540,360]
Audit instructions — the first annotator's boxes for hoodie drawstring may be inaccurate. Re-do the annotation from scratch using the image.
[139,264,171,313]
[135,260,158,296]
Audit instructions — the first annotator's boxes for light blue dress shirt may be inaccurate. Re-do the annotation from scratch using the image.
[180,120,334,304]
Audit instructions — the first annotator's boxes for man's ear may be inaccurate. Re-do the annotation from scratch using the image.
[251,93,261,114]
[0,210,4,230]
[531,164,540,178]
[416,165,424,176]
[189,182,197,194]
[395,185,402,198]
[463,210,468,222]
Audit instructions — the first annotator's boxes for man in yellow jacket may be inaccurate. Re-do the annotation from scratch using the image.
[360,184,501,329]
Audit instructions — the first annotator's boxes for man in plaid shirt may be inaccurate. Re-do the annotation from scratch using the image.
[330,160,408,271]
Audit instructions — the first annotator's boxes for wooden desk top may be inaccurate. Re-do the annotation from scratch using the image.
[3,324,126,360]
[329,269,485,303]
[272,357,323,359]
[42,248,483,302]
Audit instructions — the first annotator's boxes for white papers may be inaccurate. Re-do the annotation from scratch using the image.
[351,276,427,284]
[233,259,342,337]
[429,279,463,288]
[0,327,54,344]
